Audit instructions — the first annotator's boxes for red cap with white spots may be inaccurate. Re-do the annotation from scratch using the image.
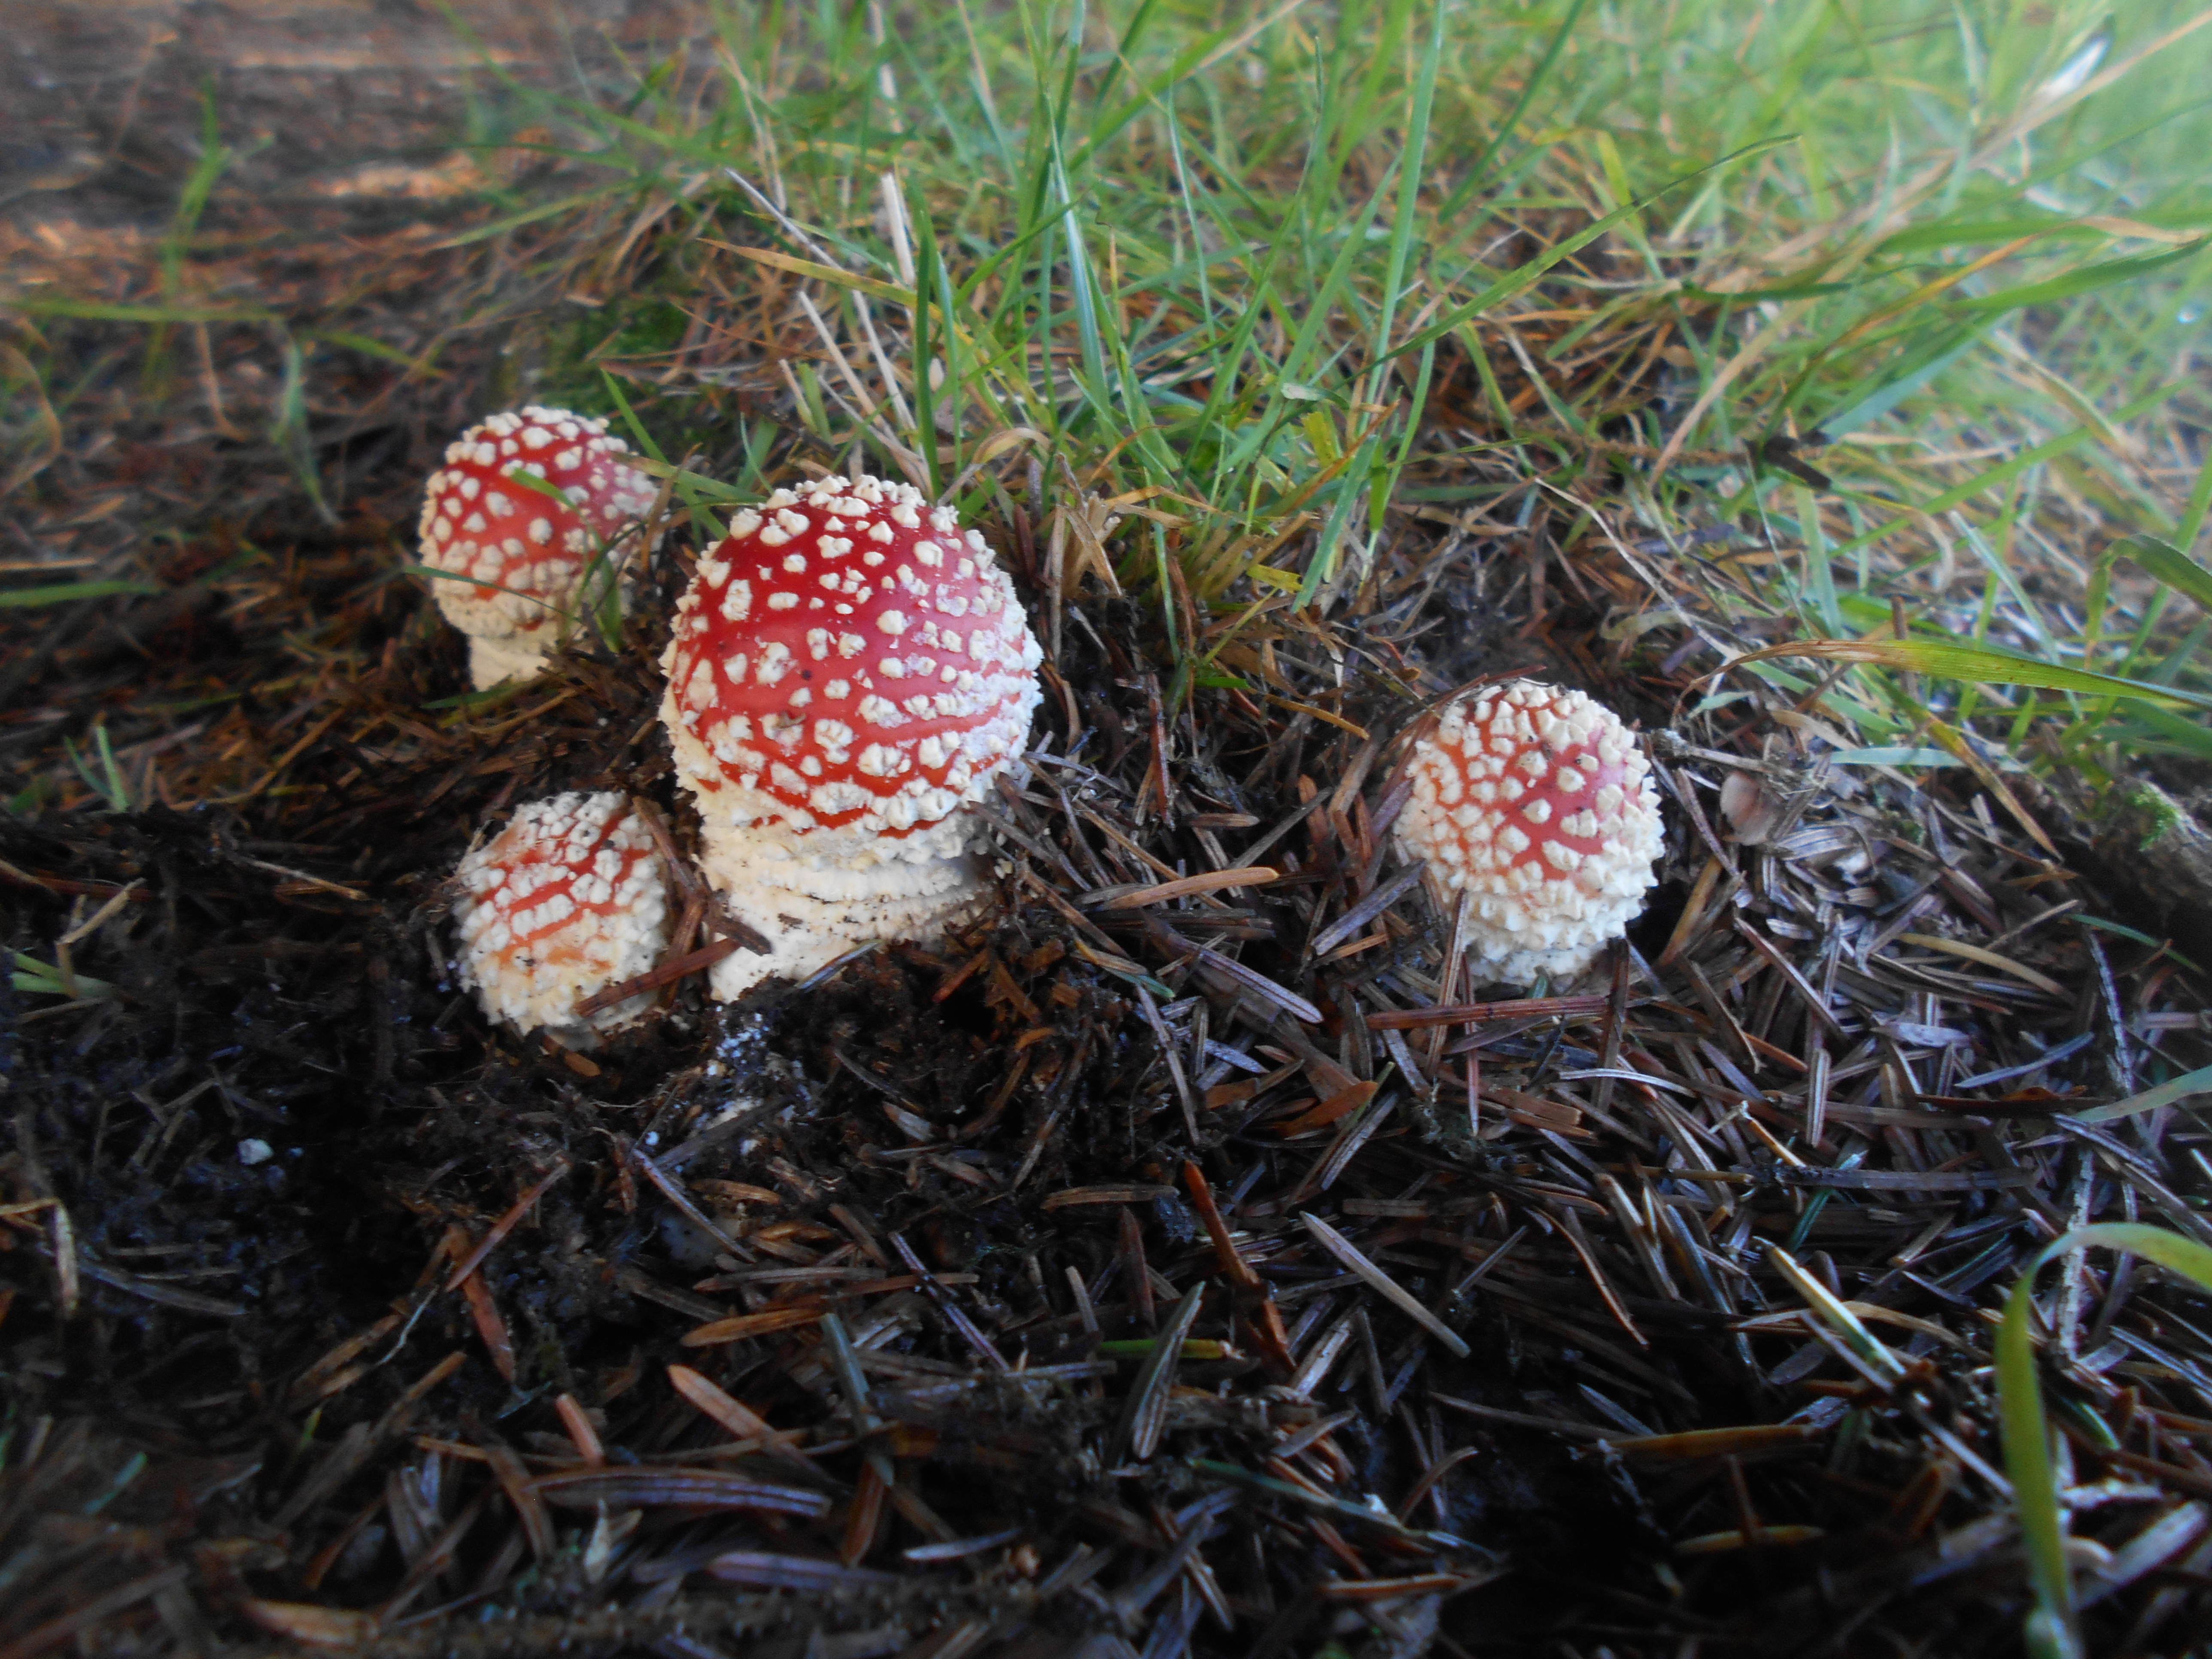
[417,407,659,687]
[658,473,1042,998]
[662,473,1041,842]
[1395,680,1663,985]
[451,791,671,1048]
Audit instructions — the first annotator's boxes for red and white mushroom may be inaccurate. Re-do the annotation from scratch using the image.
[451,791,671,1048]
[1394,680,1663,985]
[416,406,660,688]
[659,473,1042,997]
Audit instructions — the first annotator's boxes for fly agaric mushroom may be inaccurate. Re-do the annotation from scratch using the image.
[451,791,671,1048]
[1395,680,1663,985]
[416,406,659,688]
[659,473,1042,998]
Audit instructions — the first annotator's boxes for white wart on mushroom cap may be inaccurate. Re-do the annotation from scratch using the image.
[416,406,659,688]
[659,472,1042,997]
[451,791,670,1048]
[1394,680,1663,985]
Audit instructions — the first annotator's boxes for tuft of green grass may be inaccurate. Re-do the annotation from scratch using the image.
[14,1,2209,781]
[413,0,2209,768]
[62,721,135,814]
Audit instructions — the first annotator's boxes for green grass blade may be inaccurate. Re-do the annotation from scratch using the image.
[2069,1064,2212,1124]
[1363,0,1443,421]
[2113,702,2212,764]
[268,332,333,525]
[0,581,161,609]
[12,951,115,999]
[2110,534,2212,612]
[713,240,913,305]
[598,368,669,465]
[423,182,629,251]
[1768,1242,1906,1381]
[1816,326,1989,437]
[2173,442,2212,554]
[9,299,278,326]
[1795,484,1841,633]
[397,564,567,617]
[1731,637,2212,714]
[1954,239,2207,315]
[1999,1225,2212,1656]
[910,191,942,498]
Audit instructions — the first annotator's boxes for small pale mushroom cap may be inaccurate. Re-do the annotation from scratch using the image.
[451,791,670,1048]
[659,472,1042,996]
[1395,680,1663,985]
[416,406,660,687]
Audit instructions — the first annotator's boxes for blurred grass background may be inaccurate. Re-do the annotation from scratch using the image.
[458,0,2212,776]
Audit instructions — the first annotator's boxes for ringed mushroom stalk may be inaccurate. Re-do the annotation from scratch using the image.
[1394,680,1663,986]
[450,791,672,1049]
[659,473,1042,998]
[416,406,660,689]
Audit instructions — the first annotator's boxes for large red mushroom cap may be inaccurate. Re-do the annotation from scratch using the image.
[451,791,670,1048]
[1395,680,1663,985]
[416,406,659,687]
[658,473,1042,997]
[662,472,1041,840]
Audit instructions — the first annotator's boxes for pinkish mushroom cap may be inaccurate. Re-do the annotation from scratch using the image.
[417,407,659,687]
[451,791,670,1047]
[1395,680,1663,985]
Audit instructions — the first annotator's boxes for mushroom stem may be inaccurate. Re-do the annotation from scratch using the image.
[665,699,993,996]
[467,632,563,691]
[697,825,991,999]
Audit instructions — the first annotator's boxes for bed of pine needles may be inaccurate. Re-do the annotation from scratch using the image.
[8,15,2212,1659]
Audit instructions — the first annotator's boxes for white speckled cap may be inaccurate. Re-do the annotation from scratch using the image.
[1394,680,1663,984]
[656,474,1043,1000]
[659,471,1041,846]
[451,791,670,1048]
[416,406,659,687]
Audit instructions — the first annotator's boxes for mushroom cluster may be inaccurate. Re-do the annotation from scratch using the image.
[659,473,1043,999]
[450,790,671,1048]
[1394,679,1663,985]
[429,451,1044,1044]
[413,402,1661,1045]
[416,412,1658,1046]
[417,406,659,689]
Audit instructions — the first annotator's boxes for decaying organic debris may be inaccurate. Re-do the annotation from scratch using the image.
[9,415,2212,1655]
